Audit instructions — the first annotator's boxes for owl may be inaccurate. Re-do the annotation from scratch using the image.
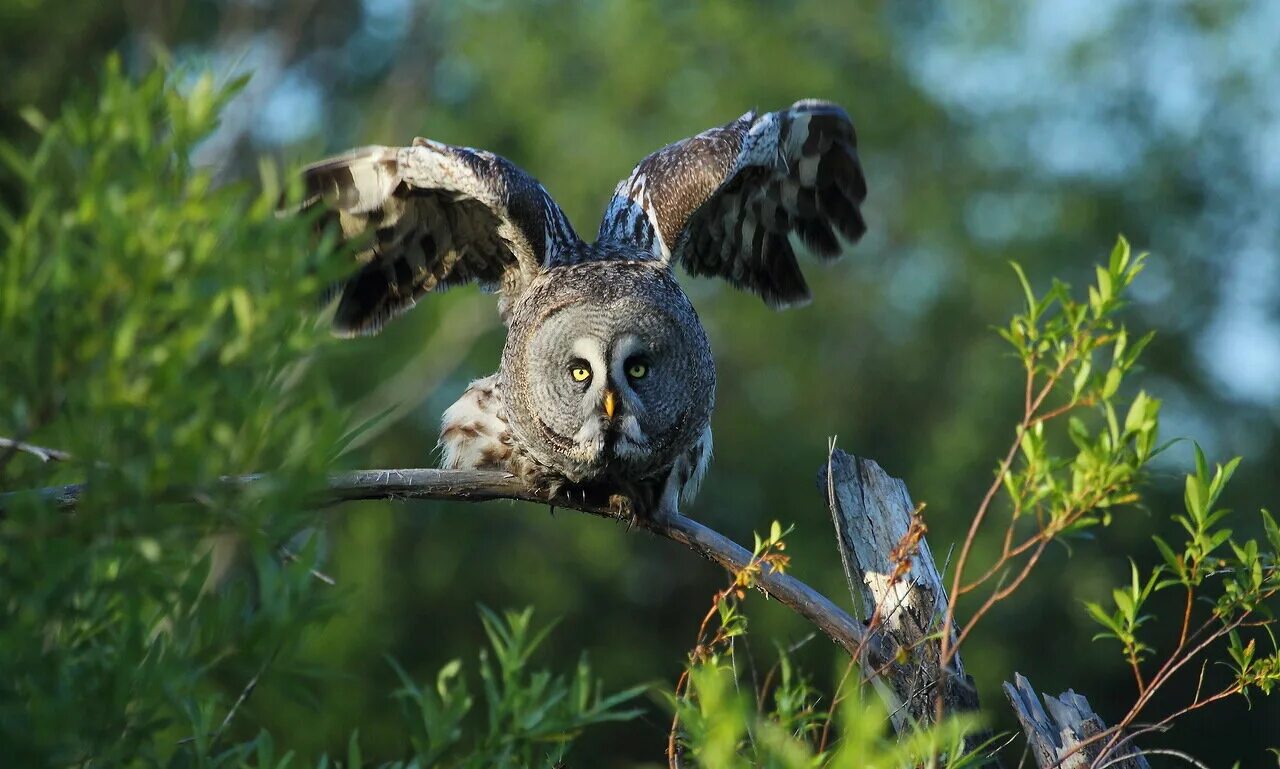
[293,100,867,520]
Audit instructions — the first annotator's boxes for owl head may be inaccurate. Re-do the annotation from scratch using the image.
[502,261,715,483]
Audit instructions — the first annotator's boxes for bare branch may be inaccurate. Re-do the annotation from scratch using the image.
[0,467,889,668]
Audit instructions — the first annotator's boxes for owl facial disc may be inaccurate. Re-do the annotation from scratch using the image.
[502,263,715,487]
[567,334,654,468]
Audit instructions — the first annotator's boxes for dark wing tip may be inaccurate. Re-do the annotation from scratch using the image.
[327,259,422,337]
[756,231,812,309]
[797,101,866,250]
[761,285,814,310]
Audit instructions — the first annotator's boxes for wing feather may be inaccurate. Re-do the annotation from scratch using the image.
[289,140,580,335]
[597,100,867,308]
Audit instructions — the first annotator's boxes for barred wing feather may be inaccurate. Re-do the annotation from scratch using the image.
[291,139,580,335]
[597,100,867,307]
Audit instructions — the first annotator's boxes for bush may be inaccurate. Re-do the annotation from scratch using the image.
[1,58,344,765]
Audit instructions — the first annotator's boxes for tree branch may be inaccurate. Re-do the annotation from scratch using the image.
[0,467,890,668]
[0,436,72,464]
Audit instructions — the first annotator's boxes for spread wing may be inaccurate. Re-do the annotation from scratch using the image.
[596,100,867,308]
[290,139,581,336]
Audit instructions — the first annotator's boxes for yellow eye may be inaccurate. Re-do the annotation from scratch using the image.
[570,366,592,382]
[627,362,648,379]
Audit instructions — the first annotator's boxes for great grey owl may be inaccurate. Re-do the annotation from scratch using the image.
[293,100,867,519]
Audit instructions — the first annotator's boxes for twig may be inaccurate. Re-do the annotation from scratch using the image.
[669,578,740,767]
[277,543,336,586]
[0,436,71,464]
[938,341,1080,685]
[669,530,796,765]
[1097,749,1210,769]
[212,652,275,746]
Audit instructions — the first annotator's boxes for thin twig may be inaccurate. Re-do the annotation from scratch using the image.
[0,436,71,463]
[938,341,1080,688]
[277,544,336,586]
[213,652,275,745]
[952,538,1050,651]
[1096,748,1210,769]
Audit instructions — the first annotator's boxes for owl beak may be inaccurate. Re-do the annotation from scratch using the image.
[602,389,617,420]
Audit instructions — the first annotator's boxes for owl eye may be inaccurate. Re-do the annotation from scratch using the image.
[569,363,592,382]
[627,361,649,380]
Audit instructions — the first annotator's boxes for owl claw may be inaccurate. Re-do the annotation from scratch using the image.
[607,493,636,528]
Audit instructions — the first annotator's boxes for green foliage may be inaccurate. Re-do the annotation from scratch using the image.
[0,57,652,769]
[940,241,1172,686]
[1083,560,1158,664]
[1,58,345,489]
[0,58,349,765]
[381,607,647,768]
[998,239,1158,536]
[1085,448,1280,703]
[674,649,982,769]
[1162,448,1244,590]
[991,243,1278,741]
[669,523,985,768]
[335,608,645,769]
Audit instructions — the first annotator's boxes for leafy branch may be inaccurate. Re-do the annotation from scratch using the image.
[1077,452,1279,768]
[939,239,1159,694]
[926,239,1278,766]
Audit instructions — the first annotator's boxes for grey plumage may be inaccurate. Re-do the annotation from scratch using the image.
[290,100,867,518]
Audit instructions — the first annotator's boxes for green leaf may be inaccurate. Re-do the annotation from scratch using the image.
[1185,472,1207,522]
[1261,509,1280,554]
[1123,391,1150,434]
[1010,261,1037,316]
[1109,235,1131,275]
[1095,265,1113,304]
[1112,587,1134,616]
[347,730,363,769]
[1152,536,1183,577]
[1101,367,1122,399]
[1083,601,1120,633]
[1072,358,1092,400]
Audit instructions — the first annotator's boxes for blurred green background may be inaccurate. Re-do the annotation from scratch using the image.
[4,0,1278,765]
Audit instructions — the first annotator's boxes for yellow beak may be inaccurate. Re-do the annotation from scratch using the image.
[602,389,616,420]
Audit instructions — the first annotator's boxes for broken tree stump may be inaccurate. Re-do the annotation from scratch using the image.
[1003,673,1150,769]
[819,449,981,730]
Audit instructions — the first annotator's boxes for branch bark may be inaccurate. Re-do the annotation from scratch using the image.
[0,467,892,669]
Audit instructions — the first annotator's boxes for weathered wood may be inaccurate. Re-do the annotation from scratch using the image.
[1003,673,1150,769]
[820,449,981,730]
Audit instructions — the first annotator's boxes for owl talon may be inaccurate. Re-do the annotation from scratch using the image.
[607,493,635,524]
